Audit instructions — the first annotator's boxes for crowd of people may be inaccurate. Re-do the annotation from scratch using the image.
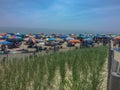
[0,33,119,55]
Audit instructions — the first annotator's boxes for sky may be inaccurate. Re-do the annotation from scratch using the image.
[0,0,120,33]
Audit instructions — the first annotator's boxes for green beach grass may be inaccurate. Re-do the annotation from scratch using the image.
[0,46,108,90]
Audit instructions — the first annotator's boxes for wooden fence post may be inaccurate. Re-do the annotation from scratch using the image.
[107,40,113,90]
[109,72,120,90]
[108,40,120,90]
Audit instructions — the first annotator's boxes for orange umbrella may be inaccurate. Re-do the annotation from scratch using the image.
[0,40,5,42]
[0,36,3,38]
[32,38,37,43]
[68,40,80,43]
[114,36,120,40]
[0,33,7,36]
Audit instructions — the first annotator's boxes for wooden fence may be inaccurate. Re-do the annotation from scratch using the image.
[107,40,120,90]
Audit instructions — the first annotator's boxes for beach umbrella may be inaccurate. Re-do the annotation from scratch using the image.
[7,33,15,35]
[0,35,8,39]
[84,38,93,41]
[0,40,12,45]
[114,36,120,40]
[34,34,40,38]
[102,36,110,40]
[24,34,31,37]
[0,40,5,43]
[77,36,87,39]
[16,33,25,38]
[49,37,55,41]
[95,34,110,39]
[77,34,88,39]
[111,34,117,38]
[24,37,29,41]
[94,34,100,37]
[27,37,37,43]
[0,35,3,38]
[68,40,80,43]
[77,36,83,39]
[7,36,23,42]
[59,35,67,39]
[66,37,74,41]
[0,33,7,36]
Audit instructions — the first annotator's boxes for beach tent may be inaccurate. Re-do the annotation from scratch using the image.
[0,40,12,45]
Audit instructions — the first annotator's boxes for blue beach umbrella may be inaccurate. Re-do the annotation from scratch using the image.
[84,38,93,41]
[0,41,13,45]
[2,36,8,39]
[49,37,55,41]
[66,37,74,41]
[59,35,67,39]
[77,34,88,39]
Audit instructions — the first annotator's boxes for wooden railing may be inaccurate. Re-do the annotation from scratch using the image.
[108,40,120,90]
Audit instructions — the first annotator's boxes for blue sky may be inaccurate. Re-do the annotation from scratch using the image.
[0,0,120,33]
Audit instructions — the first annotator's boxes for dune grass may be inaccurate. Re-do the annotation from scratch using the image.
[0,46,108,90]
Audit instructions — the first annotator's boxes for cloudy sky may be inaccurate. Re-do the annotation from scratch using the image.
[0,0,120,33]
